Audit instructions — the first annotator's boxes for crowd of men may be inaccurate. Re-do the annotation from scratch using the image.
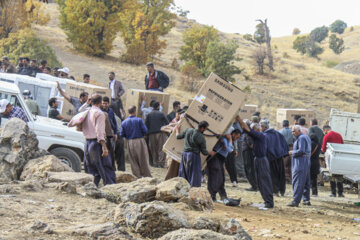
[0,57,348,209]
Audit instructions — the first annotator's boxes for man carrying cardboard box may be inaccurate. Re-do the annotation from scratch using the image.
[175,121,210,187]
[57,81,89,115]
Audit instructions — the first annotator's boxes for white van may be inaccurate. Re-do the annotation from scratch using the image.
[0,81,85,171]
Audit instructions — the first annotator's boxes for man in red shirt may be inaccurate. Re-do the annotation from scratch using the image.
[322,125,344,197]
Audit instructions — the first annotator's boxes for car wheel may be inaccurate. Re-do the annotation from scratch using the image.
[50,147,81,172]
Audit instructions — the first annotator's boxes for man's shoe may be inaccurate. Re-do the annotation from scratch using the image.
[232,181,238,187]
[274,192,280,197]
[264,203,274,208]
[312,194,318,197]
[287,202,299,207]
[303,201,311,206]
[329,194,336,197]
[245,187,257,192]
[338,193,345,198]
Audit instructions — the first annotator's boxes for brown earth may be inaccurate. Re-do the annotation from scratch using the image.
[1,163,360,240]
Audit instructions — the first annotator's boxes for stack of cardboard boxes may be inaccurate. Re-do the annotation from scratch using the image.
[163,73,246,168]
[239,104,258,119]
[276,108,316,128]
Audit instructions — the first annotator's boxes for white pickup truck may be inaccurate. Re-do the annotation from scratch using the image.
[0,81,85,172]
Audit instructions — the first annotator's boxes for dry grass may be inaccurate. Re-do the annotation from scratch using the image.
[34,3,359,125]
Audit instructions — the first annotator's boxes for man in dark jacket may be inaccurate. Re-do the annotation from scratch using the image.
[145,102,169,168]
[261,119,289,197]
[18,57,32,76]
[308,119,324,147]
[145,62,169,91]
[108,72,125,119]
[309,134,321,196]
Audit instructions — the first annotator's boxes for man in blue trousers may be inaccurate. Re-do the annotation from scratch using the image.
[288,125,312,207]
[237,116,274,208]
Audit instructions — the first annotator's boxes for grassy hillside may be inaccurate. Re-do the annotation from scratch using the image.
[34,3,359,126]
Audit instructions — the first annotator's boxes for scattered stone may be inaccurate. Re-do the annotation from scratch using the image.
[220,219,252,240]
[46,171,93,185]
[21,180,44,192]
[20,155,73,180]
[101,177,160,203]
[56,182,77,194]
[0,118,47,182]
[192,216,220,232]
[179,187,214,211]
[156,177,190,202]
[115,171,137,183]
[114,201,190,238]
[26,221,48,232]
[83,182,102,199]
[0,184,19,194]
[159,228,237,240]
[66,223,134,239]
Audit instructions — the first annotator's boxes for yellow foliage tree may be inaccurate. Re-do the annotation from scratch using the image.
[119,0,176,64]
[59,0,127,57]
[0,0,28,38]
[25,0,50,25]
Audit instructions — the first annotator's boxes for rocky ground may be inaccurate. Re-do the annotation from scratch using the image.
[1,119,360,240]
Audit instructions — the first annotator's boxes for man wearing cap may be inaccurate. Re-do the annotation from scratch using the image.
[145,62,170,92]
[58,67,70,78]
[279,120,294,183]
[108,72,125,119]
[56,81,88,115]
[23,90,41,116]
[17,57,32,76]
[1,57,16,73]
[0,99,29,122]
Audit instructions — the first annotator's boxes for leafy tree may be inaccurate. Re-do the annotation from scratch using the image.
[0,0,28,38]
[293,36,323,59]
[25,0,50,25]
[180,63,203,92]
[0,28,62,67]
[204,40,242,82]
[59,0,126,57]
[119,0,176,64]
[252,46,266,75]
[243,34,255,42]
[292,28,301,35]
[254,23,265,44]
[329,34,345,54]
[330,20,347,34]
[179,25,219,71]
[310,26,328,43]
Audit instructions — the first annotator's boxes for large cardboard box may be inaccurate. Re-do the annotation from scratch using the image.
[62,81,110,117]
[239,104,258,120]
[125,89,170,118]
[186,73,246,134]
[163,73,246,167]
[276,108,316,129]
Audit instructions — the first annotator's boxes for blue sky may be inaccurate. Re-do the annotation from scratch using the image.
[174,0,360,37]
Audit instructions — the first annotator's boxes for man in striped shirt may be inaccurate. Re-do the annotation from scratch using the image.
[0,99,29,123]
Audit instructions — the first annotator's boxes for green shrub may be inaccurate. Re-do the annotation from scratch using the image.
[325,60,339,68]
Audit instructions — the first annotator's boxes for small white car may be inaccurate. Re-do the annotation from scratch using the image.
[0,81,85,171]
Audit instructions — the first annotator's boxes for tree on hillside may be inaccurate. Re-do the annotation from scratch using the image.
[0,0,27,38]
[292,28,301,35]
[329,34,345,54]
[59,0,127,57]
[119,0,176,64]
[293,36,323,59]
[243,34,255,42]
[179,25,219,72]
[180,63,203,92]
[253,23,266,44]
[330,20,347,34]
[204,40,242,82]
[310,26,328,43]
[0,28,61,67]
[256,19,274,71]
[252,46,266,75]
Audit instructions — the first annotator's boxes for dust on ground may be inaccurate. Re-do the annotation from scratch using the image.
[1,163,360,240]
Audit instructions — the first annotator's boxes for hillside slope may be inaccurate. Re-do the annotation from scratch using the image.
[34,3,359,125]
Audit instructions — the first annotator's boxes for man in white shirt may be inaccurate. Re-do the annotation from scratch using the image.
[108,72,125,119]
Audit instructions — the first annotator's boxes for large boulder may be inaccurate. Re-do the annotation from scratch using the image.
[114,201,190,238]
[101,177,160,203]
[20,155,73,180]
[65,223,134,239]
[115,171,137,183]
[220,219,252,240]
[179,187,214,211]
[159,229,237,240]
[155,177,190,202]
[46,171,93,185]
[0,118,46,182]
